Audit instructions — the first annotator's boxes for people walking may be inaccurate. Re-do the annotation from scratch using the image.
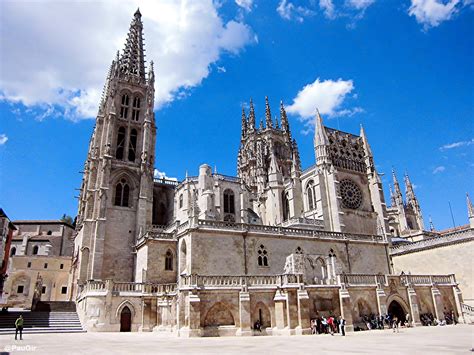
[15,315,24,340]
[339,316,346,336]
[392,316,399,333]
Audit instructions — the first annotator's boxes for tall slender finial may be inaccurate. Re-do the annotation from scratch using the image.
[265,96,273,128]
[360,124,373,157]
[429,215,435,232]
[119,10,146,80]
[241,106,247,138]
[248,98,256,129]
[467,193,474,218]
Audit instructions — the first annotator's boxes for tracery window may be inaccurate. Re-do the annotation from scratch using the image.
[128,129,137,162]
[223,189,235,214]
[165,250,173,271]
[295,246,303,254]
[131,97,141,121]
[114,178,130,207]
[120,94,130,119]
[340,179,363,210]
[282,191,290,221]
[116,127,126,160]
[306,180,315,210]
[179,194,183,209]
[257,244,268,267]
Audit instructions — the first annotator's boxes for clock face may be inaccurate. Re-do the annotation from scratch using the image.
[340,179,363,209]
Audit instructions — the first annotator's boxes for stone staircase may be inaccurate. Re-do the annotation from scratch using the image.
[461,303,474,324]
[0,302,85,335]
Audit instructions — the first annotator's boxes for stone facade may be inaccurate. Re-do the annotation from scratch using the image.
[67,10,470,335]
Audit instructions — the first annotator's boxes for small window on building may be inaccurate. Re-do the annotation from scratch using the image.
[257,244,268,267]
[116,127,126,160]
[223,189,235,214]
[165,250,173,271]
[27,262,31,268]
[306,180,315,211]
[10,247,16,256]
[114,178,130,207]
[42,286,46,294]
[131,96,141,121]
[44,263,48,269]
[179,194,183,209]
[60,264,64,270]
[120,94,130,119]
[47,230,52,235]
[33,245,39,255]
[282,191,290,221]
[17,285,24,294]
[128,128,138,162]
[295,246,303,254]
[61,287,67,295]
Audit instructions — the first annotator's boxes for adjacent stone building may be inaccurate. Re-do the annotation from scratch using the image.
[71,10,470,335]
[2,220,74,308]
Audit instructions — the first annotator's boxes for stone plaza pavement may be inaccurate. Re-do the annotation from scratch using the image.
[0,325,472,354]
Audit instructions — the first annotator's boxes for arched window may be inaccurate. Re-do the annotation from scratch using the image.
[46,230,52,235]
[257,244,268,267]
[282,191,290,221]
[128,129,137,162]
[116,127,126,160]
[32,245,39,255]
[223,189,235,214]
[10,247,16,256]
[165,250,173,271]
[114,178,130,207]
[120,94,130,119]
[306,180,315,210]
[179,194,183,209]
[131,96,141,121]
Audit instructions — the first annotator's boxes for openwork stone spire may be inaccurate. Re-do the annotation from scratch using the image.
[119,8,146,80]
[265,96,273,128]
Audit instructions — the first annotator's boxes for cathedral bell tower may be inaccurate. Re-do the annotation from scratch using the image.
[74,9,156,283]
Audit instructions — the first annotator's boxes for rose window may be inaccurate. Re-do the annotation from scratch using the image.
[340,179,362,209]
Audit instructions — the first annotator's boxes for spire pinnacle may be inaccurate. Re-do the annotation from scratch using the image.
[467,193,474,218]
[360,124,373,157]
[248,98,256,129]
[429,215,435,232]
[280,101,291,137]
[119,10,146,80]
[314,109,329,146]
[265,96,273,128]
[241,107,247,138]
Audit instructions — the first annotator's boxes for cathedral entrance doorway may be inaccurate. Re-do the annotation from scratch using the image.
[120,306,132,332]
[388,300,406,322]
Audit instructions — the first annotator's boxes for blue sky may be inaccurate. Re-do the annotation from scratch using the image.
[0,0,473,230]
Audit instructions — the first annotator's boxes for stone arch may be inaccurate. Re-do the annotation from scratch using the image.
[304,256,326,285]
[203,302,235,327]
[252,302,271,328]
[116,300,136,321]
[356,298,373,317]
[179,239,187,274]
[386,293,410,315]
[110,170,139,208]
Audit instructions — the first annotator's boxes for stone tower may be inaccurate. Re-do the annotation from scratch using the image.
[237,98,301,225]
[467,193,474,228]
[314,112,389,236]
[74,9,156,283]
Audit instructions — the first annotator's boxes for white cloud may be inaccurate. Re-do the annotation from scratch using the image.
[235,0,253,12]
[408,0,462,29]
[277,0,315,22]
[439,138,474,151]
[346,0,375,11]
[0,134,8,145]
[0,0,256,121]
[286,78,359,122]
[432,166,446,174]
[154,169,178,182]
[320,0,336,19]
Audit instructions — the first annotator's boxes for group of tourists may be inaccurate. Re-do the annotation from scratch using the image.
[420,311,457,326]
[310,316,346,336]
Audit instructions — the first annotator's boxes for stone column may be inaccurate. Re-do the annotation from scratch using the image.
[273,290,287,332]
[431,286,445,321]
[406,287,421,326]
[338,287,354,332]
[295,289,311,335]
[237,291,252,336]
[375,287,387,316]
[285,290,299,333]
[140,298,151,332]
[452,286,465,324]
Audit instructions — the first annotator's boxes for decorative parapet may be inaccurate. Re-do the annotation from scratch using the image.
[153,177,179,186]
[179,274,301,289]
[399,274,456,286]
[77,280,177,299]
[339,273,387,287]
[196,219,385,243]
[281,216,324,229]
[390,227,473,256]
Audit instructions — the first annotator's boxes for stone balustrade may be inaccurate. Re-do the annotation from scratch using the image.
[281,216,325,229]
[179,274,302,289]
[399,274,456,286]
[390,227,473,256]
[77,280,177,299]
[339,274,387,286]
